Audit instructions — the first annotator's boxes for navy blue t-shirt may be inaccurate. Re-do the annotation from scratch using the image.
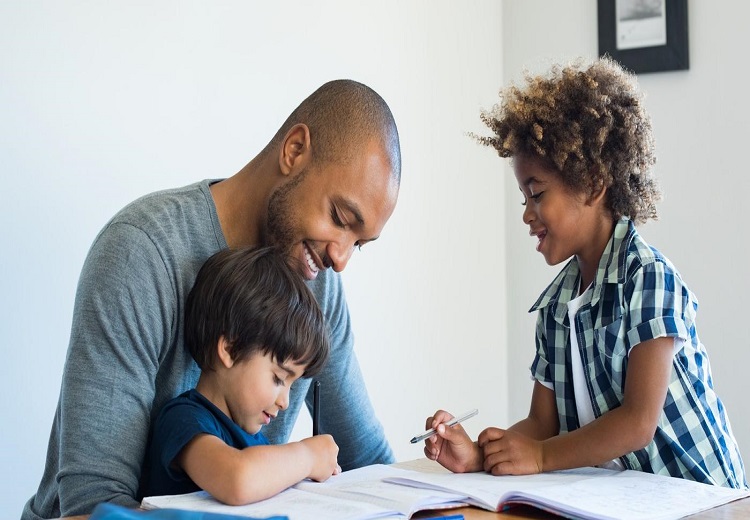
[144,389,269,497]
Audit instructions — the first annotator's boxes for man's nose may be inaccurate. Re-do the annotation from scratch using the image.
[326,240,356,273]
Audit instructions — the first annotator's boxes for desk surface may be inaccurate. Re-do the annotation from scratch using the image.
[59,459,750,520]
[57,499,750,520]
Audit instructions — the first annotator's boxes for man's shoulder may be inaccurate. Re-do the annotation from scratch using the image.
[110,180,214,228]
[91,179,225,262]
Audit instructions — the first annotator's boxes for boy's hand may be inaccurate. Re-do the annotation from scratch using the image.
[300,434,341,482]
[423,409,483,473]
[478,427,543,475]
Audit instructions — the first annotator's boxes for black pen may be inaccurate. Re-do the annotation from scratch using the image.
[312,380,321,436]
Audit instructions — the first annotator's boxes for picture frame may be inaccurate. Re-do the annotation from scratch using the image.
[597,0,689,74]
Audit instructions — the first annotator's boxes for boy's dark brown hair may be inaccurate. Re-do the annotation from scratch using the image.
[185,246,329,377]
[476,57,661,224]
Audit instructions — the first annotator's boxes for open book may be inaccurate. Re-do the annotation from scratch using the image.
[142,461,750,520]
[142,464,466,520]
[384,465,750,520]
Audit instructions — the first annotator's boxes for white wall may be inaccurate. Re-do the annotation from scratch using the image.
[502,0,750,462]
[5,1,747,517]
[0,1,505,516]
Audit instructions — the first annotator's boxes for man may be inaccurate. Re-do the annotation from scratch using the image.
[23,79,401,519]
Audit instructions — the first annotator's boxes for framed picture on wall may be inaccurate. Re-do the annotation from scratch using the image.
[597,0,689,74]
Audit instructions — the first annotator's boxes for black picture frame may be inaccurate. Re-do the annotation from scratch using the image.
[597,0,689,74]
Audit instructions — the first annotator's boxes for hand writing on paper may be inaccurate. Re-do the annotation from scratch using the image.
[423,409,483,473]
[478,427,543,475]
[300,434,341,481]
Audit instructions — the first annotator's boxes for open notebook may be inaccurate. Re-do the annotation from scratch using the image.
[142,461,750,520]
[142,464,465,520]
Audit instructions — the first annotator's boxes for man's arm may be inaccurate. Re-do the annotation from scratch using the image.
[56,223,174,514]
[260,270,393,470]
[308,271,394,470]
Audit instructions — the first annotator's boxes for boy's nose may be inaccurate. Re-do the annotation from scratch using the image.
[276,388,290,411]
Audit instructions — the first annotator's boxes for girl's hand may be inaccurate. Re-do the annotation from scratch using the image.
[423,409,483,473]
[478,427,543,475]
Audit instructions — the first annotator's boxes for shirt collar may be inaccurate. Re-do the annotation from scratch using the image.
[529,217,636,321]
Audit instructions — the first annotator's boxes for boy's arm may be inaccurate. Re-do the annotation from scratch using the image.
[480,337,674,475]
[177,433,340,506]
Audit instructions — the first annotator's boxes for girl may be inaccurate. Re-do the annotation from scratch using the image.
[424,57,746,489]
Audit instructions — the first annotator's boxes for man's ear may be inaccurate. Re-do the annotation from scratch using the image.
[217,336,235,369]
[279,123,312,176]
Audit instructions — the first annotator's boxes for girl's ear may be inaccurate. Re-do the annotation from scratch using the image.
[217,336,235,369]
[585,166,609,207]
[587,181,608,207]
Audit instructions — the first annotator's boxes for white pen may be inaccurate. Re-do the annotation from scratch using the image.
[409,408,479,444]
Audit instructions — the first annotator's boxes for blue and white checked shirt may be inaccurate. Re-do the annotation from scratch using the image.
[529,218,747,488]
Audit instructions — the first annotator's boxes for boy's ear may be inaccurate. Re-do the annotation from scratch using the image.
[217,336,235,369]
[278,123,312,177]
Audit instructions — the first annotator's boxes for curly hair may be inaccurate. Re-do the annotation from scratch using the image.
[476,57,660,224]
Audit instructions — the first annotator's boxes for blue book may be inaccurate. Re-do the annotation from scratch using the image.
[90,502,288,520]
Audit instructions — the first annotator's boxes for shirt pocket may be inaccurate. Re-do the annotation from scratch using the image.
[591,316,627,402]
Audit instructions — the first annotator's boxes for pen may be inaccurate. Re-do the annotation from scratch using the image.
[409,408,478,444]
[312,380,321,436]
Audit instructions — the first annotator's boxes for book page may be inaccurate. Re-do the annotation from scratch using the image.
[142,487,397,520]
[511,469,750,520]
[385,467,750,520]
[385,466,611,511]
[295,464,468,516]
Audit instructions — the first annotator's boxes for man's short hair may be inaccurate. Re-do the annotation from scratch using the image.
[266,79,401,183]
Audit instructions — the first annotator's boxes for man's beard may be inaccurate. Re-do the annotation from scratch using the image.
[265,169,307,256]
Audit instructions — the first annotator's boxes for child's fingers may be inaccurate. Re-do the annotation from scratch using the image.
[428,409,455,429]
[424,431,443,458]
[436,421,468,442]
[477,427,504,448]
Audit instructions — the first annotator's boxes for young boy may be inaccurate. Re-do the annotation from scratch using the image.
[143,247,340,505]
[424,57,747,489]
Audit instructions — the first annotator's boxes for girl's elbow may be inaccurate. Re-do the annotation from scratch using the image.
[630,421,658,451]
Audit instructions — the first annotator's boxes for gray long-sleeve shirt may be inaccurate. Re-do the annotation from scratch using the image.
[22,180,394,519]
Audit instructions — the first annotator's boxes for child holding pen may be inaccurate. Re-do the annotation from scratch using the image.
[424,57,747,488]
[143,246,340,505]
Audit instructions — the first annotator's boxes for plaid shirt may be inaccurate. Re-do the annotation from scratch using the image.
[530,218,747,488]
